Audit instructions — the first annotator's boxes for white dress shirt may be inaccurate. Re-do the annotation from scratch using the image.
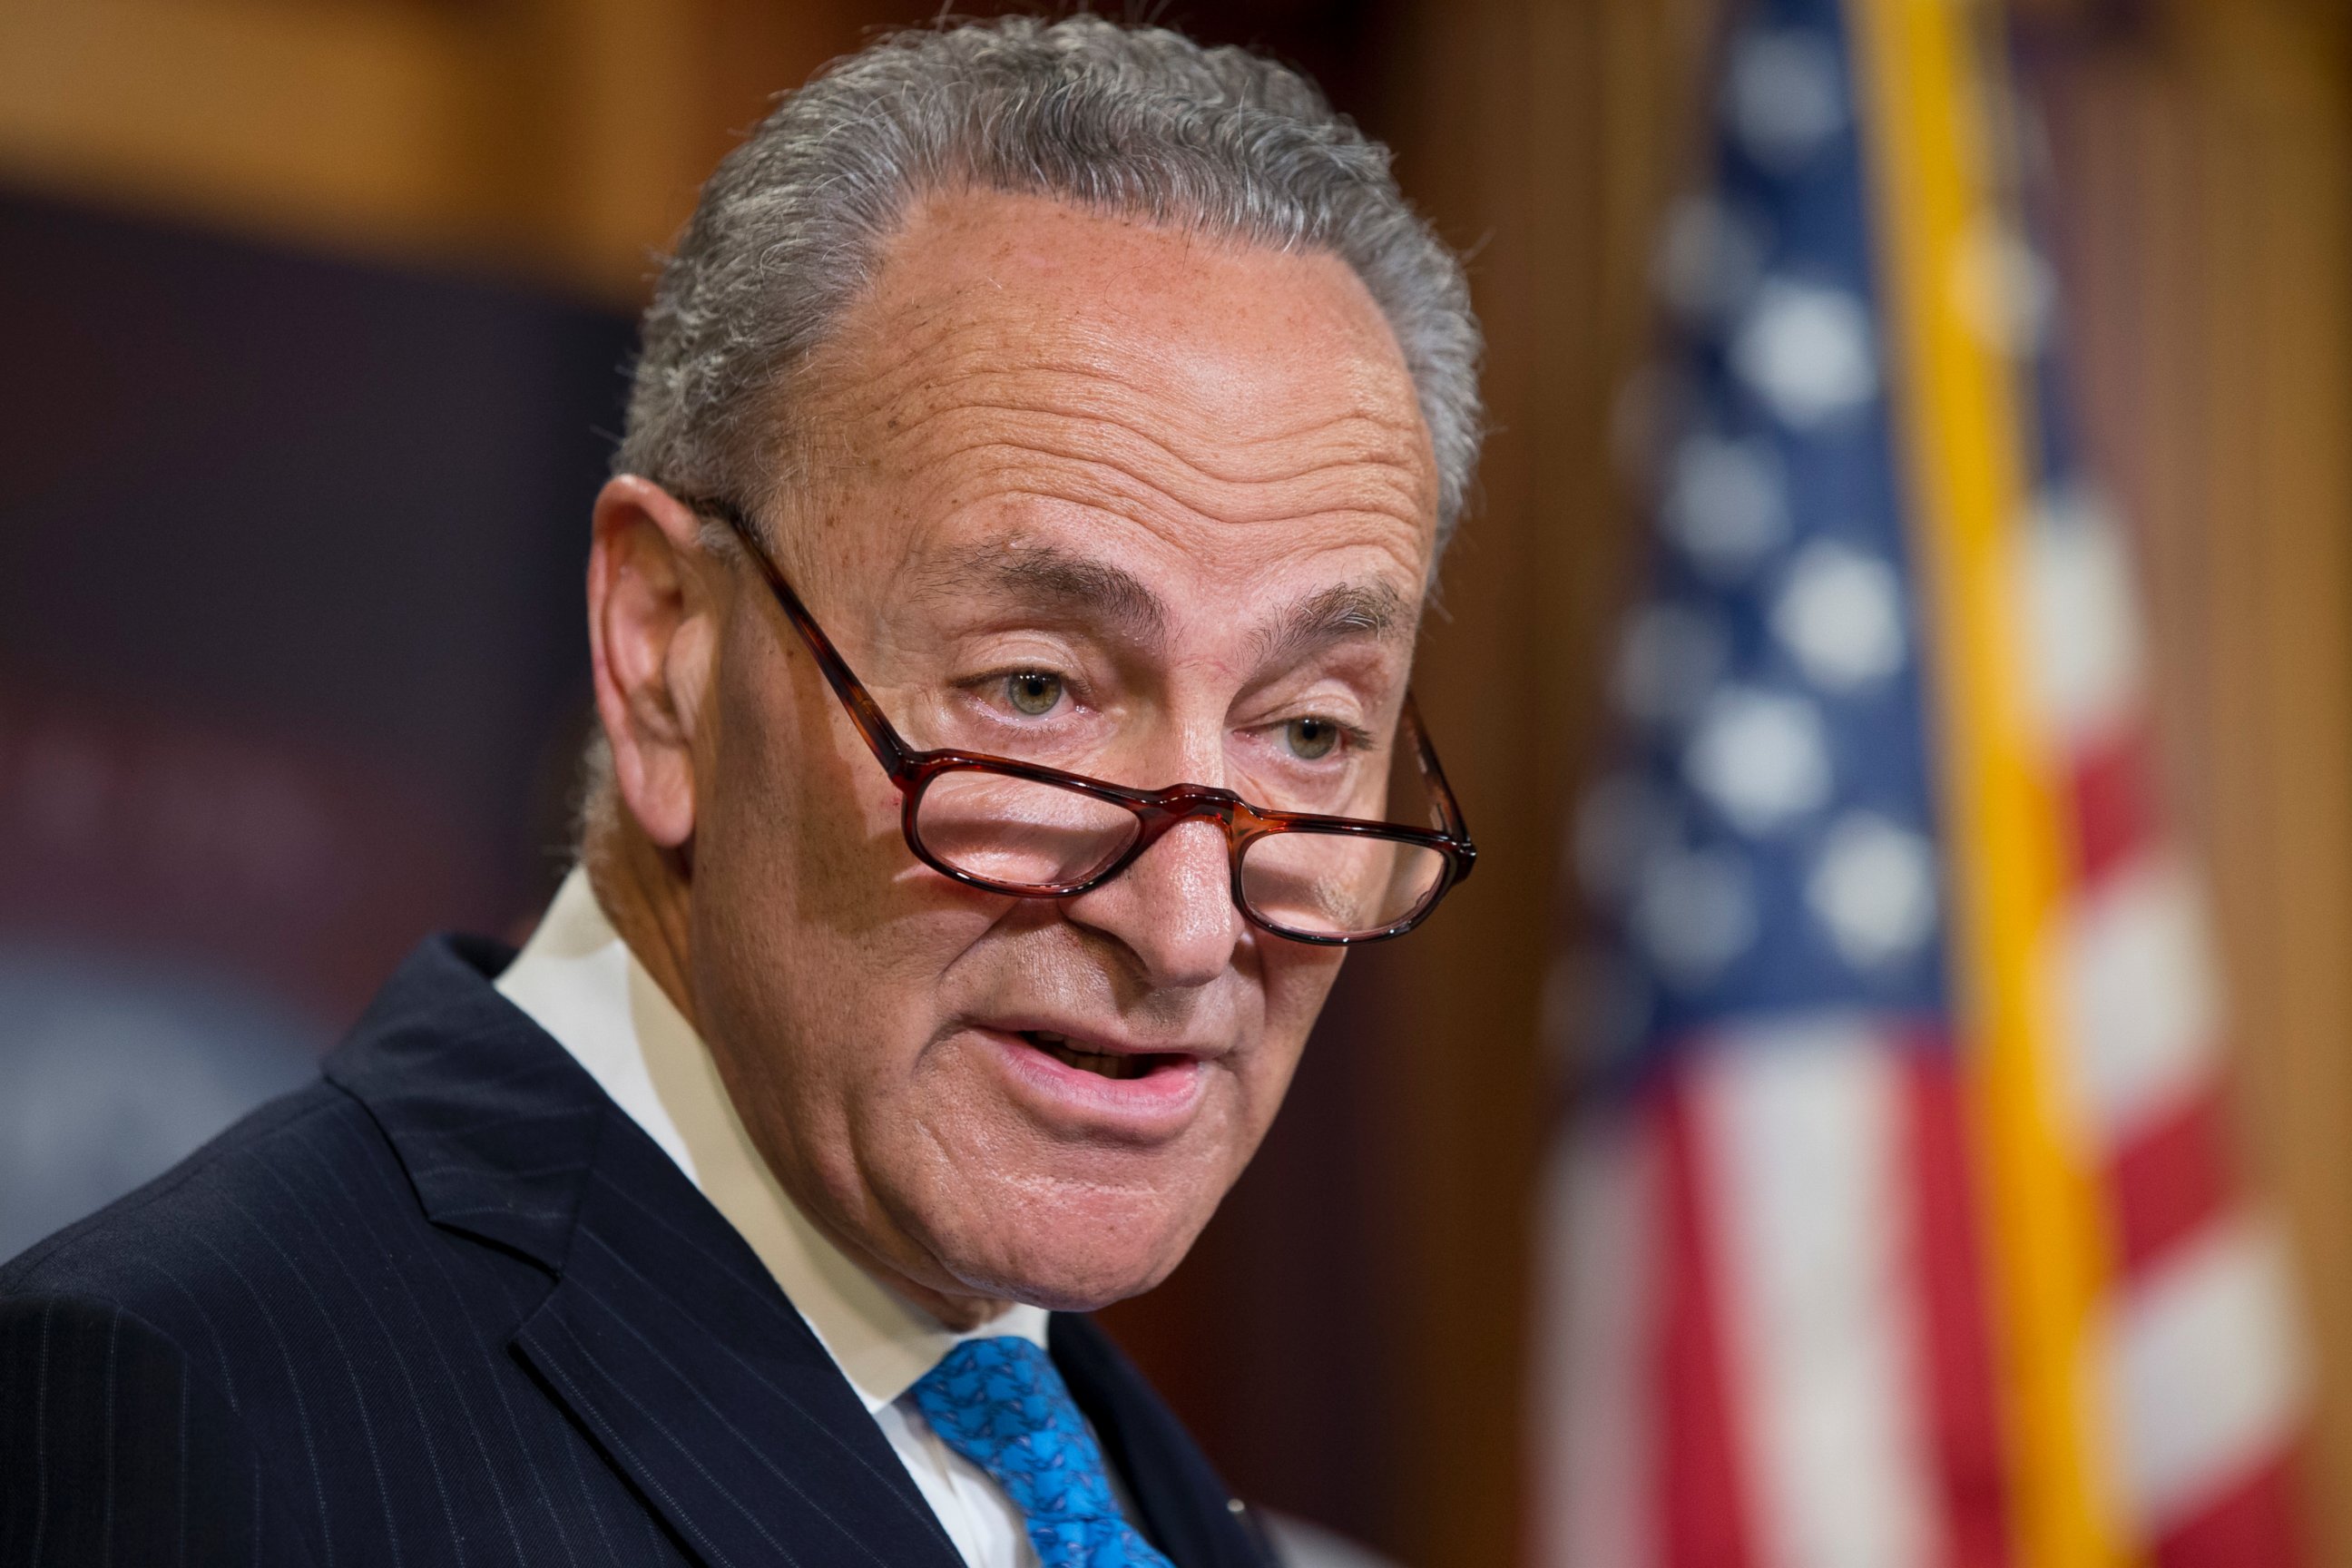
[495,868,1049,1568]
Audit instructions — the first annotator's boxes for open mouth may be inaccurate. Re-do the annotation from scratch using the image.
[1020,1030,1175,1083]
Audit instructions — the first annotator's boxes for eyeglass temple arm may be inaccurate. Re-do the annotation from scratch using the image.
[685,494,915,777]
[1402,692,1475,866]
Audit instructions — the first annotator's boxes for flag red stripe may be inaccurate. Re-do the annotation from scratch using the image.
[1659,1077,1756,1568]
[2151,1452,2301,1568]
[2107,1083,2237,1276]
[2070,721,2158,888]
[1902,1047,2013,1568]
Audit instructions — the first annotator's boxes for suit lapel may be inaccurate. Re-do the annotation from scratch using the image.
[329,936,964,1568]
[511,1118,963,1568]
[1052,1314,1275,1568]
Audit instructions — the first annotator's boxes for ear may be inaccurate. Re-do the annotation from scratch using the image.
[587,475,721,849]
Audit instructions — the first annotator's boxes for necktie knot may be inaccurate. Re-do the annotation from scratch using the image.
[910,1337,1172,1565]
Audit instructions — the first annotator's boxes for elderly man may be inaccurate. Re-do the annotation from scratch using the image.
[0,15,1480,1566]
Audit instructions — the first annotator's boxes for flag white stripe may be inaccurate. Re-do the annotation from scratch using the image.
[2109,1214,2308,1530]
[2020,485,2144,747]
[2061,852,2221,1145]
[1699,1022,1937,1568]
[1539,1113,1659,1568]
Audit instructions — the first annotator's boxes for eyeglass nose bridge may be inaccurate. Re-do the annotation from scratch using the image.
[1089,779,1262,877]
[1060,779,1285,919]
[889,763,1254,901]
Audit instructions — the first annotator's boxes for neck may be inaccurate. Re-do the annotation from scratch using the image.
[578,814,1017,1336]
[583,814,701,1035]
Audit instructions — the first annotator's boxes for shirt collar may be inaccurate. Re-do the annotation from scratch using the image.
[495,867,1049,1413]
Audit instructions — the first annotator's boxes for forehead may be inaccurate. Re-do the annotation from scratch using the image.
[794,189,1440,604]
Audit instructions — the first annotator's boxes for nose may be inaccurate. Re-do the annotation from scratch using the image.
[1063,813,1243,990]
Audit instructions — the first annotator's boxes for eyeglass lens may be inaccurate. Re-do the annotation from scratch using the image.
[913,770,1142,889]
[909,769,1448,939]
[1237,829,1449,938]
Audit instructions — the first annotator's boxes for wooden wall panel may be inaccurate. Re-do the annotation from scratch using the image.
[0,0,507,262]
[1367,4,1716,1561]
[0,0,864,300]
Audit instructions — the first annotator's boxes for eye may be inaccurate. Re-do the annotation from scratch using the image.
[1004,671,1064,717]
[1282,716,1343,760]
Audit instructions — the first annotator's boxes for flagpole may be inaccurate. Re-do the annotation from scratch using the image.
[1845,1,2135,1564]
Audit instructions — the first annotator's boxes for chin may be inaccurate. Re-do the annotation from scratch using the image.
[926,1177,1216,1313]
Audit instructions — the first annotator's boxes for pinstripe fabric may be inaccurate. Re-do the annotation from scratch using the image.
[0,936,1270,1568]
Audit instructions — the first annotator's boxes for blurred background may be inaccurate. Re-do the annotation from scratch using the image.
[4,0,2351,1564]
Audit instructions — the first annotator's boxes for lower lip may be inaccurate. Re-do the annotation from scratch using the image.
[969,1027,1209,1136]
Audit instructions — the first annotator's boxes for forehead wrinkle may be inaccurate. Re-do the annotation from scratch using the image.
[877,387,1427,489]
[948,436,1425,534]
[831,240,1402,407]
[820,312,1436,517]
[838,318,1422,442]
[871,408,1430,540]
[847,333,1429,459]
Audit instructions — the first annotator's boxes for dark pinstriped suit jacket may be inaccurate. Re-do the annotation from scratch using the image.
[0,936,1274,1568]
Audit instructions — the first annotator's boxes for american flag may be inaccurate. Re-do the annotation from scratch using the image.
[1534,2,2308,1565]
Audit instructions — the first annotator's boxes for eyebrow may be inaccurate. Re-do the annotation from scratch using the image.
[1250,579,1416,670]
[916,544,1170,646]
[913,542,1415,666]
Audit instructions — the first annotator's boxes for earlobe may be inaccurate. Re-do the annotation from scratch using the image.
[587,475,715,849]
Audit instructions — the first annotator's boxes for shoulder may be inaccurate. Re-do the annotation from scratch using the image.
[0,937,663,1567]
[0,1078,403,1331]
[0,1064,536,1444]
[0,1061,564,1565]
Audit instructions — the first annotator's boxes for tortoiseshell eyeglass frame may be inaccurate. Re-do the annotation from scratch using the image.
[679,492,1476,945]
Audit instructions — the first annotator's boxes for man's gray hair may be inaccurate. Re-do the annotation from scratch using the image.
[612,12,1484,544]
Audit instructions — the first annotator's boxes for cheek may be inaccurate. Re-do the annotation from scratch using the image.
[696,662,885,981]
[688,650,1005,1178]
[698,618,959,954]
[1248,943,1347,1101]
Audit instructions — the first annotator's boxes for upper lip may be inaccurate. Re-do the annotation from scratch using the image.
[976,1019,1228,1062]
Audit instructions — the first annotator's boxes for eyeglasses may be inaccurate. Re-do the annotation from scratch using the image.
[681,494,1475,945]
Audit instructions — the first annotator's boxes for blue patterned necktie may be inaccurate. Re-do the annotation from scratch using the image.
[910,1336,1174,1568]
